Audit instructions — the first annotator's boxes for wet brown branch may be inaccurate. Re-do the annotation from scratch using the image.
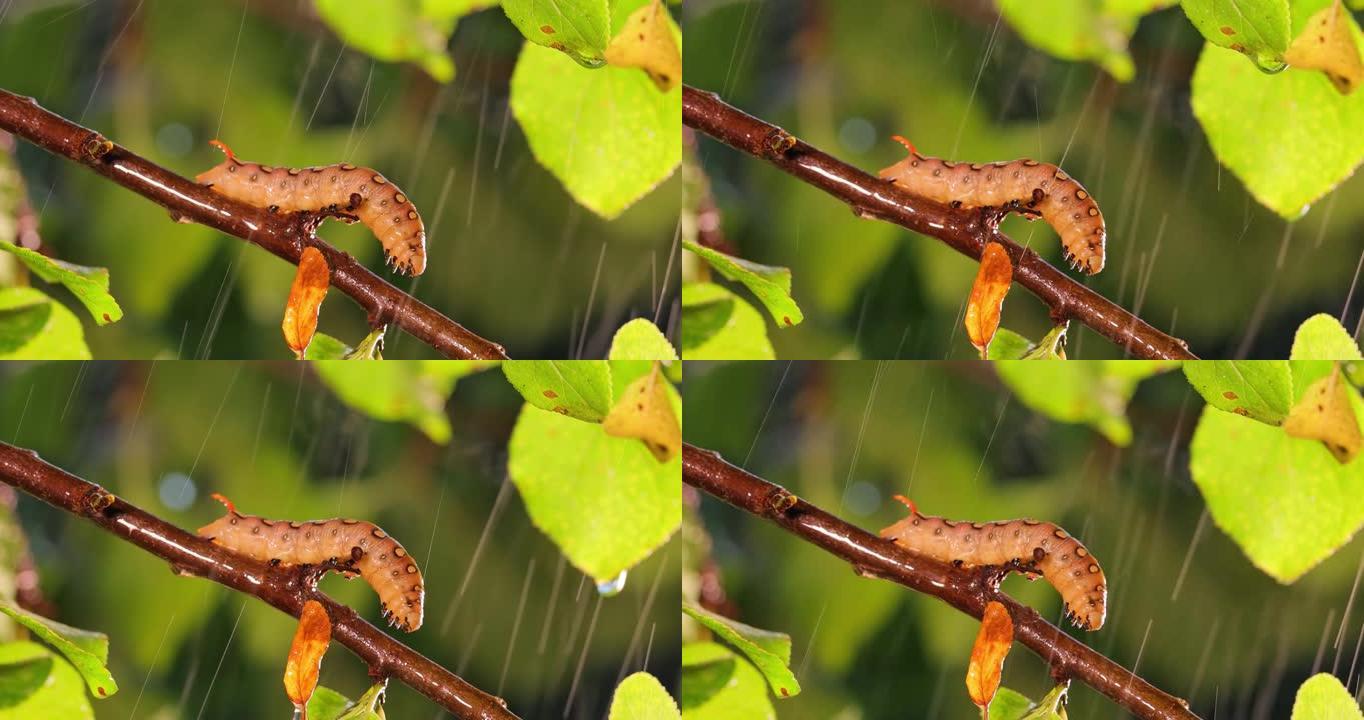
[682,443,1199,720]
[683,85,1196,360]
[0,88,507,359]
[0,441,519,720]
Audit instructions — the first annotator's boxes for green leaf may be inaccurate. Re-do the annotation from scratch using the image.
[1292,673,1364,720]
[997,0,1150,81]
[682,601,800,699]
[0,243,121,325]
[681,283,774,360]
[1020,323,1070,360]
[508,404,680,582]
[989,688,1037,720]
[345,327,388,360]
[679,648,735,710]
[0,289,90,360]
[510,41,680,218]
[503,360,614,422]
[1019,684,1069,720]
[313,361,486,443]
[681,643,775,720]
[0,288,90,359]
[986,328,1033,360]
[1183,360,1293,425]
[1292,313,1363,360]
[304,333,352,360]
[0,601,115,699]
[609,318,678,361]
[501,0,610,66]
[1190,397,1364,583]
[1191,35,1364,219]
[0,643,91,720]
[314,0,462,82]
[307,687,353,720]
[995,361,1176,446]
[0,302,50,355]
[683,240,803,328]
[0,652,52,709]
[1181,0,1292,68]
[336,682,386,720]
[610,672,680,720]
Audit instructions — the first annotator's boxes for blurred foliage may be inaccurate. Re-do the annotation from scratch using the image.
[683,361,1364,719]
[0,0,678,358]
[682,1,1364,359]
[0,361,679,718]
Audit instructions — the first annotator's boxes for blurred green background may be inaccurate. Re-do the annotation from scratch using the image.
[0,361,680,718]
[682,1,1364,359]
[0,0,679,359]
[684,361,1363,718]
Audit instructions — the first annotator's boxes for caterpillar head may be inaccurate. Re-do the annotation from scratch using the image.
[195,492,239,540]
[194,140,242,188]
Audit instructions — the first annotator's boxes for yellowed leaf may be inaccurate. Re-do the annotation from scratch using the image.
[284,599,332,716]
[1284,0,1363,94]
[965,243,1014,359]
[966,601,1014,713]
[283,247,331,359]
[1284,364,1362,463]
[602,363,681,462]
[604,0,681,91]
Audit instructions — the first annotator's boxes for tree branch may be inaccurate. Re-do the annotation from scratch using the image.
[0,441,519,720]
[682,85,1197,361]
[682,443,1198,720]
[0,88,507,360]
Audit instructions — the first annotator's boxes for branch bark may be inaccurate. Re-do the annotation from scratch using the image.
[0,440,519,720]
[682,85,1197,361]
[0,88,508,360]
[682,443,1199,720]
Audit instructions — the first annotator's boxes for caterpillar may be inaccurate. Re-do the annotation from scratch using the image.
[878,137,1106,274]
[878,497,1107,630]
[197,494,425,632]
[195,141,427,275]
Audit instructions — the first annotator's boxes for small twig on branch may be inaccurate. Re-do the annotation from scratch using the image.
[682,85,1196,361]
[682,443,1199,720]
[0,441,519,720]
[0,88,507,360]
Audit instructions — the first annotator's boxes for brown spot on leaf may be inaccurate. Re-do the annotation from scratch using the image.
[541,24,555,34]
[1220,26,1235,36]
[1223,391,1238,400]
[543,390,559,399]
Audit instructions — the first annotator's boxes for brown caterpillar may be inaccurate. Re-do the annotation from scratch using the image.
[878,137,1106,274]
[195,141,427,275]
[197,494,424,631]
[878,497,1107,630]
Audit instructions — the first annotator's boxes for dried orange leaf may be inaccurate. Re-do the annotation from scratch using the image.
[283,247,331,359]
[602,363,681,462]
[603,0,682,91]
[965,243,1014,358]
[1283,364,1362,463]
[966,601,1014,712]
[284,599,333,715]
[1284,0,1363,95]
